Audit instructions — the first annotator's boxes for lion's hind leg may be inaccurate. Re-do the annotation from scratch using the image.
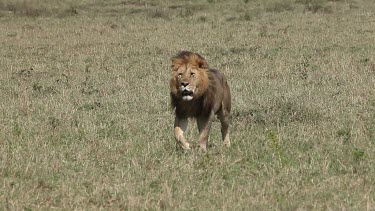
[218,105,230,147]
[197,112,215,152]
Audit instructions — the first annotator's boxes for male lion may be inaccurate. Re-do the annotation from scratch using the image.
[170,51,231,151]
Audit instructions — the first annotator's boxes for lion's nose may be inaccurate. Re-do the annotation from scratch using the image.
[181,82,189,87]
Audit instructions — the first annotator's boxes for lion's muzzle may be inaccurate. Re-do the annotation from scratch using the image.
[180,87,194,101]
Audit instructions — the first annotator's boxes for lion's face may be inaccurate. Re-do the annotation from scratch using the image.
[170,52,209,101]
[174,65,199,101]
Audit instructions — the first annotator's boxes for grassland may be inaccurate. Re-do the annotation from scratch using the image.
[1,0,375,210]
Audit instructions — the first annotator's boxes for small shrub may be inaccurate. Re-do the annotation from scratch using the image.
[352,148,365,161]
[149,9,170,20]
[337,127,351,144]
[242,10,261,21]
[48,116,60,130]
[266,1,294,13]
[1,1,48,17]
[296,0,329,13]
[0,1,79,17]
[197,16,207,22]
[265,129,290,167]
[12,122,22,137]
[270,100,321,125]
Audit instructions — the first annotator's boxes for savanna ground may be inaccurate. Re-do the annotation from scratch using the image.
[1,0,375,210]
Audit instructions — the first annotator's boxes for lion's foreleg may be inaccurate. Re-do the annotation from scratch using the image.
[174,117,190,150]
[196,112,214,151]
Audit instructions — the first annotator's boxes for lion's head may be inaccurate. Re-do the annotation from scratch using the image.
[170,51,209,101]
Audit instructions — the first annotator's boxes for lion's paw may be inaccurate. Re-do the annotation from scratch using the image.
[181,142,191,150]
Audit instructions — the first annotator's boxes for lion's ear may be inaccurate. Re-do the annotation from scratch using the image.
[171,64,177,71]
[197,57,208,69]
[171,58,181,71]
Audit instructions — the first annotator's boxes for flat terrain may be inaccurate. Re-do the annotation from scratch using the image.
[1,0,375,210]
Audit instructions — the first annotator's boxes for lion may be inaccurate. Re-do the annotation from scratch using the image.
[170,51,231,151]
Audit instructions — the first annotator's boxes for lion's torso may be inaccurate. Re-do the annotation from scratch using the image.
[171,68,231,118]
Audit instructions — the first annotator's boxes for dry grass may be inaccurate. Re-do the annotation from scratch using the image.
[1,0,375,210]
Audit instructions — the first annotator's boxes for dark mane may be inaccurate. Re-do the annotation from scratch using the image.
[172,51,206,63]
[202,69,218,115]
[171,51,208,69]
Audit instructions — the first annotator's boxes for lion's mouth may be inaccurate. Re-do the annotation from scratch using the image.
[181,90,193,97]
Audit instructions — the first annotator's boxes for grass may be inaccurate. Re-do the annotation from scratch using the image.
[1,0,375,209]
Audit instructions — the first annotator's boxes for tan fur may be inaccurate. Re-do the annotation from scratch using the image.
[170,51,231,151]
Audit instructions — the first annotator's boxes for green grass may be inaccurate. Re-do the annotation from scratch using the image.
[1,0,375,209]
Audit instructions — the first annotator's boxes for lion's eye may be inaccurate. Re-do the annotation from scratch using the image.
[190,72,195,77]
[177,73,182,78]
